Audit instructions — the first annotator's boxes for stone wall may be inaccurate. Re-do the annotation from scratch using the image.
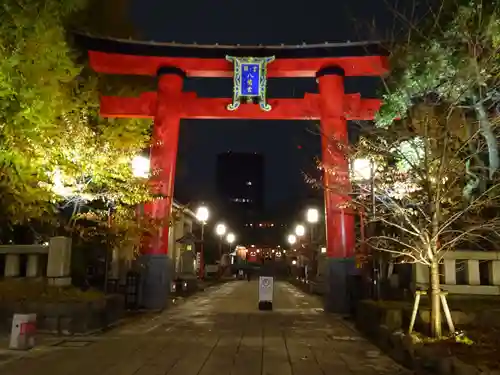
[0,237,72,285]
[0,294,124,335]
[354,299,499,375]
[411,251,500,295]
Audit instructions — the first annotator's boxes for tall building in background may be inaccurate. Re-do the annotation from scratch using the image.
[216,152,264,241]
[81,0,138,38]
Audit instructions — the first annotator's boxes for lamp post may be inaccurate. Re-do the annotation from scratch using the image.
[352,158,376,218]
[306,208,319,243]
[103,201,114,294]
[196,205,209,279]
[353,158,378,299]
[131,154,150,217]
[124,155,151,293]
[306,208,320,281]
[287,234,297,278]
[294,225,306,281]
[287,233,297,260]
[226,232,235,252]
[215,223,227,260]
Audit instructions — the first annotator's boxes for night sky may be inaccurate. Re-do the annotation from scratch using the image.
[129,0,401,209]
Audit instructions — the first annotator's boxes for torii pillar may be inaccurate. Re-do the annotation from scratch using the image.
[317,66,356,313]
[140,68,184,309]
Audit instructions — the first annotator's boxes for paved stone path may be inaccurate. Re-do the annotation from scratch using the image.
[0,280,413,374]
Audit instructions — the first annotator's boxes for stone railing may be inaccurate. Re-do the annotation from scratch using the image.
[0,237,72,286]
[170,201,196,276]
[413,250,500,295]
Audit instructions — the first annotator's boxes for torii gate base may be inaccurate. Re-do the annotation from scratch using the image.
[83,38,387,313]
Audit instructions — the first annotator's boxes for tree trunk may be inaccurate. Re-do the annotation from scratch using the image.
[476,102,499,179]
[430,261,442,338]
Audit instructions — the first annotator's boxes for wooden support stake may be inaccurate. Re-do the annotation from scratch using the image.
[439,291,455,334]
[409,290,427,334]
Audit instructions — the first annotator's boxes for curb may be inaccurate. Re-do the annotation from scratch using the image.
[364,323,491,375]
[1,280,231,345]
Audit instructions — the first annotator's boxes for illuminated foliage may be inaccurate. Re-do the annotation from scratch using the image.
[347,105,500,338]
[308,0,500,340]
[377,0,500,182]
[0,0,152,241]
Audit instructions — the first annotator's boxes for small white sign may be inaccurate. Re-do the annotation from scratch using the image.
[10,314,36,350]
[259,276,274,302]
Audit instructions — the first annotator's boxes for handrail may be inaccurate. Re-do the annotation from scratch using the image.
[0,244,49,255]
[443,250,500,261]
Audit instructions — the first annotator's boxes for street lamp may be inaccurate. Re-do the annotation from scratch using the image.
[306,208,319,244]
[352,158,373,181]
[196,206,209,223]
[196,205,209,279]
[352,158,379,299]
[215,223,227,259]
[287,234,297,245]
[295,224,305,237]
[226,233,235,252]
[294,225,306,281]
[306,208,319,224]
[129,154,151,290]
[131,155,150,178]
[215,223,226,236]
[352,157,376,217]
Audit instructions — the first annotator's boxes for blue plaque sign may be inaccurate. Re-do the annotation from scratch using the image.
[241,63,260,96]
[226,56,275,111]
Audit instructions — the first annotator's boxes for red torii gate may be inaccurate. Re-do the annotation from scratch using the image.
[82,36,388,311]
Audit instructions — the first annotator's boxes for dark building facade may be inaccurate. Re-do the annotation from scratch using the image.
[216,152,264,242]
[216,151,264,213]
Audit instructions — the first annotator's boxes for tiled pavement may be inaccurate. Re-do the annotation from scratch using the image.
[0,280,413,375]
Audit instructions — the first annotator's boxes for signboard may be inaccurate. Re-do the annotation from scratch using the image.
[226,56,275,111]
[241,63,259,96]
[258,276,274,303]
